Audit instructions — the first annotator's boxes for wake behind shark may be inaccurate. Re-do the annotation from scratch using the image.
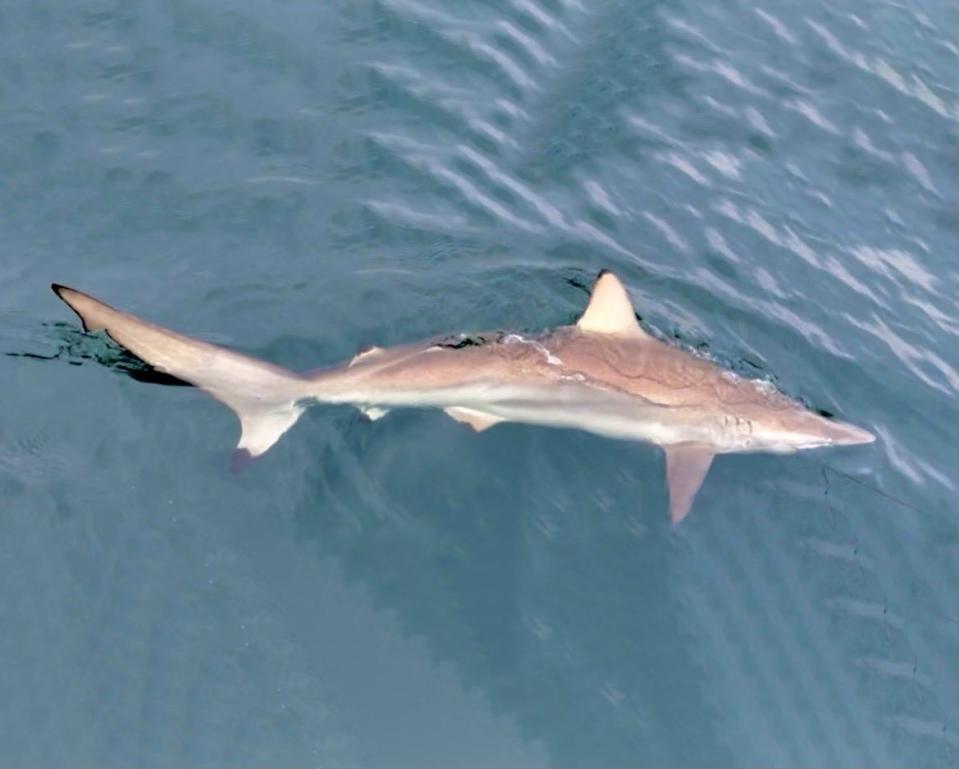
[51,271,874,522]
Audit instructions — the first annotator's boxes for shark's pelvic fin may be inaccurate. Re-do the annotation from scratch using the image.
[51,284,309,458]
[360,405,390,421]
[444,407,504,432]
[664,443,715,524]
[577,270,648,338]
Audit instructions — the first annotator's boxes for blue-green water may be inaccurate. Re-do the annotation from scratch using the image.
[1,1,956,766]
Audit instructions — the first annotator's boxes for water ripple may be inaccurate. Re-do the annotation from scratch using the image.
[804,18,955,119]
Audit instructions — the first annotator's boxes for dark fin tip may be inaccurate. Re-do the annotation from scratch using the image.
[597,269,611,278]
[51,283,91,331]
[231,449,257,473]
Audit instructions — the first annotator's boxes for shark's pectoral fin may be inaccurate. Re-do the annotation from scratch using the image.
[444,407,504,432]
[664,443,715,524]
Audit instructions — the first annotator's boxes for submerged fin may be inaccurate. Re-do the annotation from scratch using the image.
[577,271,647,338]
[664,443,715,524]
[52,284,308,458]
[444,407,503,432]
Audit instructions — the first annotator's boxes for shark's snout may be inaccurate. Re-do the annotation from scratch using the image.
[762,411,876,451]
[814,414,875,447]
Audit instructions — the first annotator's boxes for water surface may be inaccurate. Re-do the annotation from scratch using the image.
[1,1,956,766]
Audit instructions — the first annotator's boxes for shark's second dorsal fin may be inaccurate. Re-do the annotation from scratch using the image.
[577,271,647,338]
[349,345,384,367]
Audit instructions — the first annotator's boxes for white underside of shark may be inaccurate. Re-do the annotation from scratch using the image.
[51,271,874,523]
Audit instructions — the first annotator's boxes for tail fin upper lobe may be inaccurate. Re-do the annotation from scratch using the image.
[52,284,307,457]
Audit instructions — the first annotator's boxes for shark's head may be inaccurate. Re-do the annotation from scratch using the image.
[753,407,876,452]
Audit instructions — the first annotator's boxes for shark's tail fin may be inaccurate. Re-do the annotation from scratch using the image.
[52,284,308,461]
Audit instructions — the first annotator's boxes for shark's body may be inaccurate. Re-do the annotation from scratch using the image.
[51,271,874,522]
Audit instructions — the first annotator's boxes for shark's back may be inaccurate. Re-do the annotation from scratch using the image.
[545,327,793,414]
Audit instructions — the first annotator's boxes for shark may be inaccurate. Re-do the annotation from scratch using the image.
[51,271,874,522]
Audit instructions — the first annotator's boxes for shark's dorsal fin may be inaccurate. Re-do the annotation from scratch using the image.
[577,271,646,338]
[664,443,715,524]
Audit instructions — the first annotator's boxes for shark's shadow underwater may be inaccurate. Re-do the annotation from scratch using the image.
[6,322,191,387]
[47,271,874,522]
